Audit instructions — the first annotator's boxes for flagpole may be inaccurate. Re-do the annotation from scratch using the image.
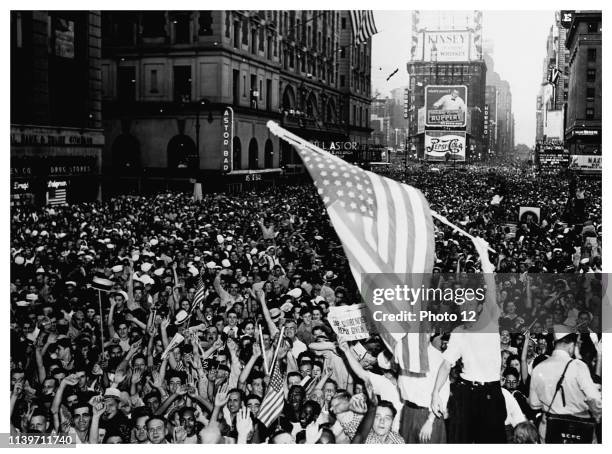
[258,324,269,375]
[269,327,285,373]
[97,290,105,354]
[430,210,496,254]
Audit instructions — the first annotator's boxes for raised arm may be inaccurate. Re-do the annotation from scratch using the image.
[520,331,531,384]
[252,288,279,337]
[338,340,369,382]
[238,343,261,390]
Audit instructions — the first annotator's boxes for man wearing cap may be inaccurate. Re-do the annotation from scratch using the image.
[528,325,601,442]
[100,387,132,441]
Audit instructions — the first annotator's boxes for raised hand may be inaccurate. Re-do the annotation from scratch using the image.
[63,374,80,387]
[349,393,368,414]
[214,384,229,407]
[252,342,262,358]
[131,368,143,385]
[305,421,323,444]
[338,340,350,352]
[92,400,106,417]
[175,384,189,396]
[173,425,187,444]
[236,407,253,438]
[212,337,224,351]
[160,317,170,331]
[12,382,23,398]
[91,363,103,376]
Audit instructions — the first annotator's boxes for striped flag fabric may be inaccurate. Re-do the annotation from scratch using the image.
[267,122,435,374]
[349,11,378,44]
[47,187,67,205]
[189,274,205,315]
[257,361,285,427]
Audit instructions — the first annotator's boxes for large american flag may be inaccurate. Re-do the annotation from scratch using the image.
[267,122,435,374]
[349,11,379,45]
[257,361,285,427]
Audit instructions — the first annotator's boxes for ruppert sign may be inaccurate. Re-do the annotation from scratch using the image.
[425,131,466,161]
[425,85,467,127]
[222,107,234,173]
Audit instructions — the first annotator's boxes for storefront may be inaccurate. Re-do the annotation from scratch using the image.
[11,125,103,206]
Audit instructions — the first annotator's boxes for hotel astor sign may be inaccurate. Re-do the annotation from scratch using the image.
[222,108,234,173]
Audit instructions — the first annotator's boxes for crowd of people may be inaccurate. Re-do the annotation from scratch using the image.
[9,163,602,444]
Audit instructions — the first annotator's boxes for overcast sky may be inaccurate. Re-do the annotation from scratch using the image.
[371,10,554,147]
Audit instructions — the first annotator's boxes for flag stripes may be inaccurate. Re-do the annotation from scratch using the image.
[257,361,285,427]
[349,10,379,44]
[47,188,66,205]
[293,139,435,373]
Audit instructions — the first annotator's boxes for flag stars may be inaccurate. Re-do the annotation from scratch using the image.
[321,171,328,176]
[350,202,358,209]
[334,181,341,186]
[332,171,339,177]
[323,180,330,186]
[346,181,353,188]
[337,190,344,197]
[356,183,363,190]
[366,197,374,204]
[348,191,355,198]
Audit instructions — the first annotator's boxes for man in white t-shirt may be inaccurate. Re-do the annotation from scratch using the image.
[431,236,507,443]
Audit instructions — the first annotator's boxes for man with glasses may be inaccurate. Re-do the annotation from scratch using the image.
[146,416,168,444]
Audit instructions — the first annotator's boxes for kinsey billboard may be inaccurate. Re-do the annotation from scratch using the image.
[422,30,471,61]
[425,85,467,127]
[425,131,466,161]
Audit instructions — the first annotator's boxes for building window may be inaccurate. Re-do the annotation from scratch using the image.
[232,69,240,105]
[266,79,272,111]
[225,12,231,38]
[587,68,596,82]
[340,75,345,87]
[150,69,159,93]
[587,48,597,62]
[250,74,257,108]
[173,66,191,102]
[142,12,166,38]
[341,17,346,29]
[172,12,190,44]
[587,22,599,33]
[251,28,257,53]
[242,75,247,97]
[340,46,346,58]
[274,37,277,56]
[365,108,368,127]
[117,67,136,102]
[586,87,595,101]
[267,35,272,57]
[353,105,356,124]
[586,107,595,119]
[242,18,248,45]
[199,11,213,36]
[233,20,239,47]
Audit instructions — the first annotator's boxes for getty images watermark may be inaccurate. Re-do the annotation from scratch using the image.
[359,273,609,334]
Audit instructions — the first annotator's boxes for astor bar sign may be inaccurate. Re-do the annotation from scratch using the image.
[222,108,234,173]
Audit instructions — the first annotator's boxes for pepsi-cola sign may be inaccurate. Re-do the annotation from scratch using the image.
[425,131,466,162]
